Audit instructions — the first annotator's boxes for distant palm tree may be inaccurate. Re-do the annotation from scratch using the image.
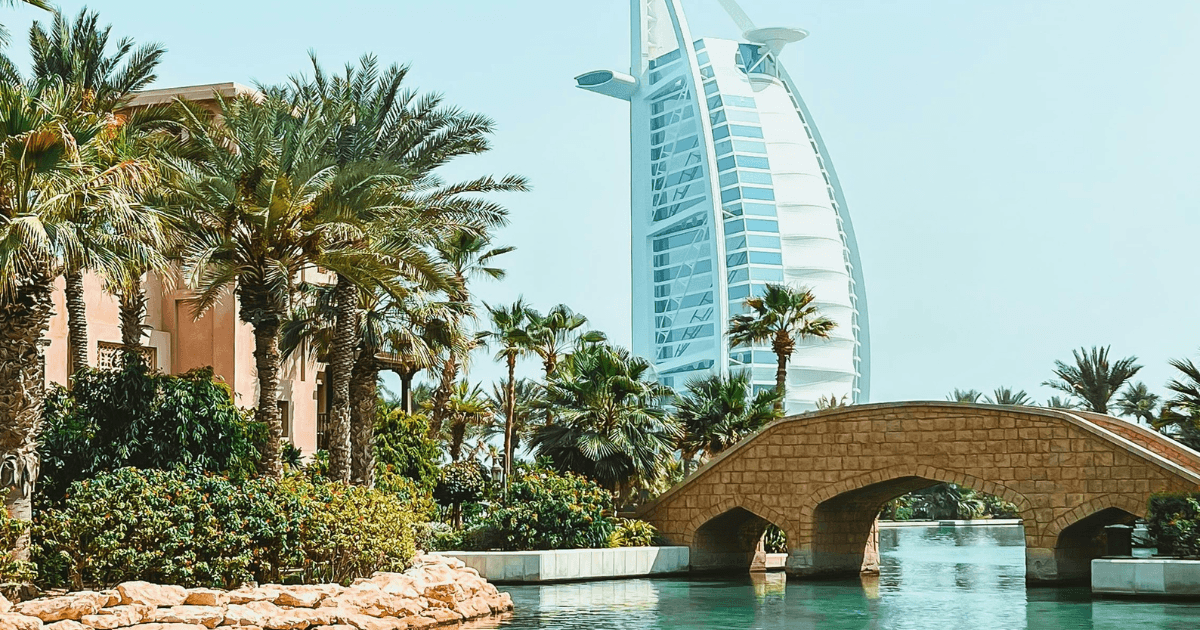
[1044,396,1078,410]
[947,389,983,403]
[984,386,1033,406]
[530,343,678,500]
[433,382,492,462]
[1043,346,1141,414]
[483,299,532,477]
[815,393,850,410]
[487,378,542,461]
[523,304,606,381]
[676,371,778,469]
[1114,382,1160,424]
[727,284,836,414]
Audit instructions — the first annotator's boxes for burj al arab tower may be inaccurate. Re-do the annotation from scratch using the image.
[576,0,870,412]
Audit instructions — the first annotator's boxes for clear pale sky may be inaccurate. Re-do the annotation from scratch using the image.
[7,1,1199,405]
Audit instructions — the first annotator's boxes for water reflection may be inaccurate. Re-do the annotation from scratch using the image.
[497,525,1200,629]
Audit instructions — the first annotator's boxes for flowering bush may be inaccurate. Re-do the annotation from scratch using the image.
[1148,492,1200,557]
[608,518,657,548]
[33,468,417,589]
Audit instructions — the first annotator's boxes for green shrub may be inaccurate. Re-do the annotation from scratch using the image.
[39,364,263,505]
[33,468,417,589]
[763,524,788,553]
[608,518,657,548]
[468,467,613,551]
[433,460,488,507]
[1148,492,1200,557]
[0,509,35,587]
[414,521,463,552]
[375,410,440,490]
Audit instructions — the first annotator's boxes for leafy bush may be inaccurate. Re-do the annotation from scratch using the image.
[763,524,788,554]
[33,468,417,589]
[39,364,263,504]
[414,521,463,552]
[375,410,440,489]
[433,460,488,507]
[608,518,657,548]
[1148,492,1200,557]
[0,509,35,587]
[467,467,613,551]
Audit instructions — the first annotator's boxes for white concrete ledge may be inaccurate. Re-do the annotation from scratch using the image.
[1093,558,1200,597]
[879,519,1023,528]
[441,546,690,583]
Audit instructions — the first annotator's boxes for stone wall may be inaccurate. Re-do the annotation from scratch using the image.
[0,555,512,630]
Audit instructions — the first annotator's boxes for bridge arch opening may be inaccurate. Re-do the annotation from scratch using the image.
[690,507,787,574]
[800,474,1033,578]
[1053,506,1138,583]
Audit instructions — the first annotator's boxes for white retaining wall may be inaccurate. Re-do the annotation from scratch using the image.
[442,547,689,583]
[1093,559,1200,597]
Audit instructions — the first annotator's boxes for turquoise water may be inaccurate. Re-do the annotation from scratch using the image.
[485,525,1200,629]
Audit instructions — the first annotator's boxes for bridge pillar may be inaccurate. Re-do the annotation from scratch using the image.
[1026,547,1060,583]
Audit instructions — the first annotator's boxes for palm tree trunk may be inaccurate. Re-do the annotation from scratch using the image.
[428,353,458,438]
[504,354,516,478]
[349,354,378,487]
[449,420,465,462]
[326,275,357,483]
[119,276,147,357]
[0,271,54,560]
[64,269,87,377]
[774,352,788,415]
[543,354,556,426]
[252,318,285,479]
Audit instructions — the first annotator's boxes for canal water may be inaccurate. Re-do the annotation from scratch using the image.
[487,524,1200,629]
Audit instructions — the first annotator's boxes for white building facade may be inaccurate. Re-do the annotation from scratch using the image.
[577,0,870,412]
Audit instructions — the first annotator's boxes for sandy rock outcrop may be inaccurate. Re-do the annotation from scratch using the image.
[10,555,511,630]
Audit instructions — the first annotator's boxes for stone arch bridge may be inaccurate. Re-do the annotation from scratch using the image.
[637,403,1200,583]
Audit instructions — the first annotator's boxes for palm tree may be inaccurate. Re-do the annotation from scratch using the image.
[173,91,399,478]
[0,82,117,556]
[1157,354,1200,449]
[0,0,49,47]
[1043,346,1142,414]
[676,371,778,471]
[984,386,1033,406]
[947,389,983,403]
[530,343,678,501]
[1114,382,1160,424]
[486,377,542,461]
[428,231,512,436]
[1045,396,1078,410]
[285,54,523,483]
[13,9,167,373]
[523,304,606,381]
[727,284,836,414]
[483,298,531,478]
[432,381,493,462]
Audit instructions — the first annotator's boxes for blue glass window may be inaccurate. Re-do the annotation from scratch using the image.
[724,95,756,108]
[728,268,749,283]
[751,267,784,281]
[710,110,726,125]
[703,81,719,95]
[730,125,764,139]
[736,155,770,169]
[712,126,730,140]
[745,219,778,233]
[726,252,748,267]
[725,236,747,251]
[720,188,741,203]
[748,234,781,248]
[715,140,733,156]
[742,187,775,201]
[728,285,751,300]
[696,51,710,65]
[723,203,743,216]
[716,156,736,172]
[719,172,738,188]
[740,171,772,185]
[723,219,744,235]
[749,251,783,265]
[707,95,722,110]
[726,109,760,123]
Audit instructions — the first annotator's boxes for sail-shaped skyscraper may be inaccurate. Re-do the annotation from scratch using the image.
[576,0,870,412]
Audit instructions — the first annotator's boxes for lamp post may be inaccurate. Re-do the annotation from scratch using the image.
[492,453,506,493]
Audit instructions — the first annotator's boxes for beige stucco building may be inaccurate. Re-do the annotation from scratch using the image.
[42,83,328,455]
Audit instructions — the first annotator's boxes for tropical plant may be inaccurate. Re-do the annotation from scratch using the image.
[38,362,262,505]
[486,378,542,463]
[530,343,678,500]
[727,284,836,413]
[1156,354,1200,450]
[815,393,849,409]
[1115,382,1160,424]
[947,389,982,403]
[172,90,398,478]
[522,304,606,381]
[22,8,168,373]
[984,386,1033,406]
[608,518,658,548]
[433,460,488,529]
[465,466,613,551]
[373,406,440,490]
[435,382,493,462]
[1148,493,1200,557]
[0,81,121,556]
[1044,396,1078,410]
[1043,346,1141,414]
[675,371,778,469]
[483,299,532,478]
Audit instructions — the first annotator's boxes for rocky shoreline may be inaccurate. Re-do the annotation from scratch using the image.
[0,554,512,630]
